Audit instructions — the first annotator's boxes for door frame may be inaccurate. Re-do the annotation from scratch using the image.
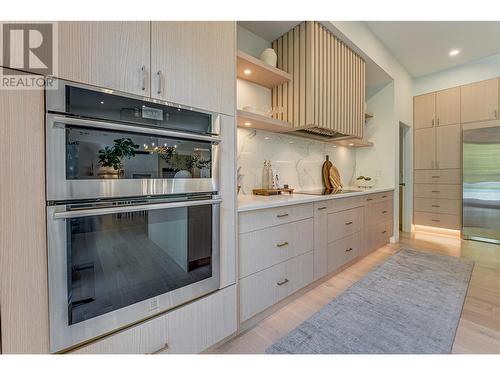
[399,121,413,233]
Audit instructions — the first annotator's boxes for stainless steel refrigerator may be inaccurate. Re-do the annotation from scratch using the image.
[463,125,500,244]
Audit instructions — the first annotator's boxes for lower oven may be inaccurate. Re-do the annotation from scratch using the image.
[47,194,220,352]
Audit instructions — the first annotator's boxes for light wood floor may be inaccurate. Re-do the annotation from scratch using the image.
[214,230,500,354]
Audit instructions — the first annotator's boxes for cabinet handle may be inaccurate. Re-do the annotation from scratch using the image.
[382,195,387,198]
[150,342,169,354]
[431,190,440,193]
[156,70,162,95]
[382,210,388,214]
[317,206,327,211]
[494,109,498,119]
[431,219,441,222]
[345,221,353,225]
[277,213,289,218]
[141,65,146,91]
[366,198,373,201]
[382,230,387,234]
[431,175,440,178]
[276,242,289,248]
[277,279,289,286]
[345,247,353,252]
[437,118,440,126]
[431,204,441,208]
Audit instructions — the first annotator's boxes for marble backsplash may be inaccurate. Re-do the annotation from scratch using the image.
[237,128,357,195]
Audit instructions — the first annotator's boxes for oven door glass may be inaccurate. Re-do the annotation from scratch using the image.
[65,202,215,325]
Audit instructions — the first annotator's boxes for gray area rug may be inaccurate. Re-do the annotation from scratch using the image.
[266,248,474,354]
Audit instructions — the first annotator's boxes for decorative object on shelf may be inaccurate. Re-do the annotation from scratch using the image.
[97,137,139,179]
[237,166,243,194]
[262,160,274,189]
[329,164,343,192]
[272,168,281,189]
[260,47,278,68]
[322,155,333,190]
[356,176,375,189]
[252,188,294,196]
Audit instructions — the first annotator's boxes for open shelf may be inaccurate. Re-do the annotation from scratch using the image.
[237,110,292,132]
[332,138,373,148]
[237,50,292,89]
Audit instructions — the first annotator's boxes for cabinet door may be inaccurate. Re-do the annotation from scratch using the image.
[436,86,461,126]
[436,123,461,169]
[313,203,329,280]
[414,93,435,129]
[414,128,436,170]
[151,22,235,115]
[461,78,499,123]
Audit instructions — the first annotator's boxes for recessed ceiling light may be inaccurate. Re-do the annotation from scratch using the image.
[449,49,460,56]
[100,101,104,104]
[244,122,251,126]
[244,69,252,75]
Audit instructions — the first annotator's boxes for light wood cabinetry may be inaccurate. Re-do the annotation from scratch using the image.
[0,72,49,353]
[271,21,366,138]
[436,87,461,126]
[414,127,436,170]
[414,93,436,129]
[151,21,236,115]
[57,22,151,96]
[461,78,499,123]
[72,285,237,354]
[436,124,462,169]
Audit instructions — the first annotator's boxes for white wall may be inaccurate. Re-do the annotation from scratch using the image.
[414,53,500,95]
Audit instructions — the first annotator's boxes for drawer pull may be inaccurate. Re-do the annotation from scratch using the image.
[382,195,387,198]
[345,221,353,225]
[277,213,289,218]
[382,230,387,234]
[366,198,373,201]
[431,190,441,193]
[431,205,441,208]
[382,210,388,214]
[276,242,289,248]
[431,176,440,178]
[317,206,327,211]
[150,342,169,354]
[345,247,353,252]
[431,219,441,222]
[277,278,289,286]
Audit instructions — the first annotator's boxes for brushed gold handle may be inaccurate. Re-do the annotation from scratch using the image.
[431,175,440,178]
[277,279,289,286]
[156,70,162,95]
[382,195,387,198]
[345,221,353,225]
[366,198,373,201]
[150,342,169,354]
[382,210,388,214]
[382,230,387,234]
[431,205,440,208]
[431,219,441,222]
[432,119,435,126]
[317,206,327,211]
[141,65,146,91]
[276,242,289,248]
[431,190,440,193]
[345,247,353,252]
[277,213,289,218]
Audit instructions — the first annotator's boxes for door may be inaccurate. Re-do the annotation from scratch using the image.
[436,124,462,169]
[414,127,436,169]
[461,78,499,123]
[57,22,150,96]
[414,93,435,129]
[436,86,461,126]
[151,22,236,115]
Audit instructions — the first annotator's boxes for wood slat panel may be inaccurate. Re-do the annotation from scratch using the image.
[287,31,294,124]
[282,34,288,122]
[277,36,283,121]
[299,22,306,127]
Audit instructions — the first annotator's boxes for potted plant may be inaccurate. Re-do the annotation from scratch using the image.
[97,138,139,179]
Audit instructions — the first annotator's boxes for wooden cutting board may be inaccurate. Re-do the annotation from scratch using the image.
[322,156,333,190]
[329,165,343,192]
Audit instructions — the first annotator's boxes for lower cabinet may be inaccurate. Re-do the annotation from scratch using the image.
[71,285,237,354]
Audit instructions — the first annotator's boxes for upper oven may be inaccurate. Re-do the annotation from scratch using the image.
[46,79,220,201]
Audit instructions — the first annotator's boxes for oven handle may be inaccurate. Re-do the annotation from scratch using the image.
[50,115,221,144]
[53,198,222,220]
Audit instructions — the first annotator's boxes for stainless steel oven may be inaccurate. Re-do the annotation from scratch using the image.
[45,80,223,352]
[46,79,220,201]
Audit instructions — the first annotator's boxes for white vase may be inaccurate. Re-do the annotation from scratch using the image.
[260,48,277,68]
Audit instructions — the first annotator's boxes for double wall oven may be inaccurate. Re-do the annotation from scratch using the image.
[46,80,221,352]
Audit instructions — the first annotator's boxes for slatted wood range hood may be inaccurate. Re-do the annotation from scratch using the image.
[272,21,366,141]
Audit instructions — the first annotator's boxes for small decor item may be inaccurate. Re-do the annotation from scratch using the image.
[262,160,273,189]
[329,165,343,192]
[98,137,139,179]
[260,48,278,67]
[322,155,333,190]
[356,175,375,189]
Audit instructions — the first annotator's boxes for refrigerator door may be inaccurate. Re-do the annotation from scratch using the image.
[463,125,500,243]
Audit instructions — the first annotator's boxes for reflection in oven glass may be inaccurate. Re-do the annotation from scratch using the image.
[67,205,212,324]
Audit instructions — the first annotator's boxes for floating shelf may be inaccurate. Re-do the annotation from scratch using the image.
[332,138,373,148]
[237,110,292,132]
[236,50,292,89]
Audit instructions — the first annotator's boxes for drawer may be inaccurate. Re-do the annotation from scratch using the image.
[367,199,393,225]
[327,206,364,242]
[326,232,361,274]
[414,184,461,199]
[414,169,461,184]
[414,211,461,230]
[239,251,313,322]
[364,191,394,204]
[414,198,461,216]
[239,218,313,278]
[72,285,237,354]
[329,195,365,213]
[369,220,393,252]
[239,203,313,233]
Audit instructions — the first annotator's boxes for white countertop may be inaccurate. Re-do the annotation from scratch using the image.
[237,187,395,212]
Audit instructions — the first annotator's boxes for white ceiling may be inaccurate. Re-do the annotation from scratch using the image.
[365,21,500,77]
